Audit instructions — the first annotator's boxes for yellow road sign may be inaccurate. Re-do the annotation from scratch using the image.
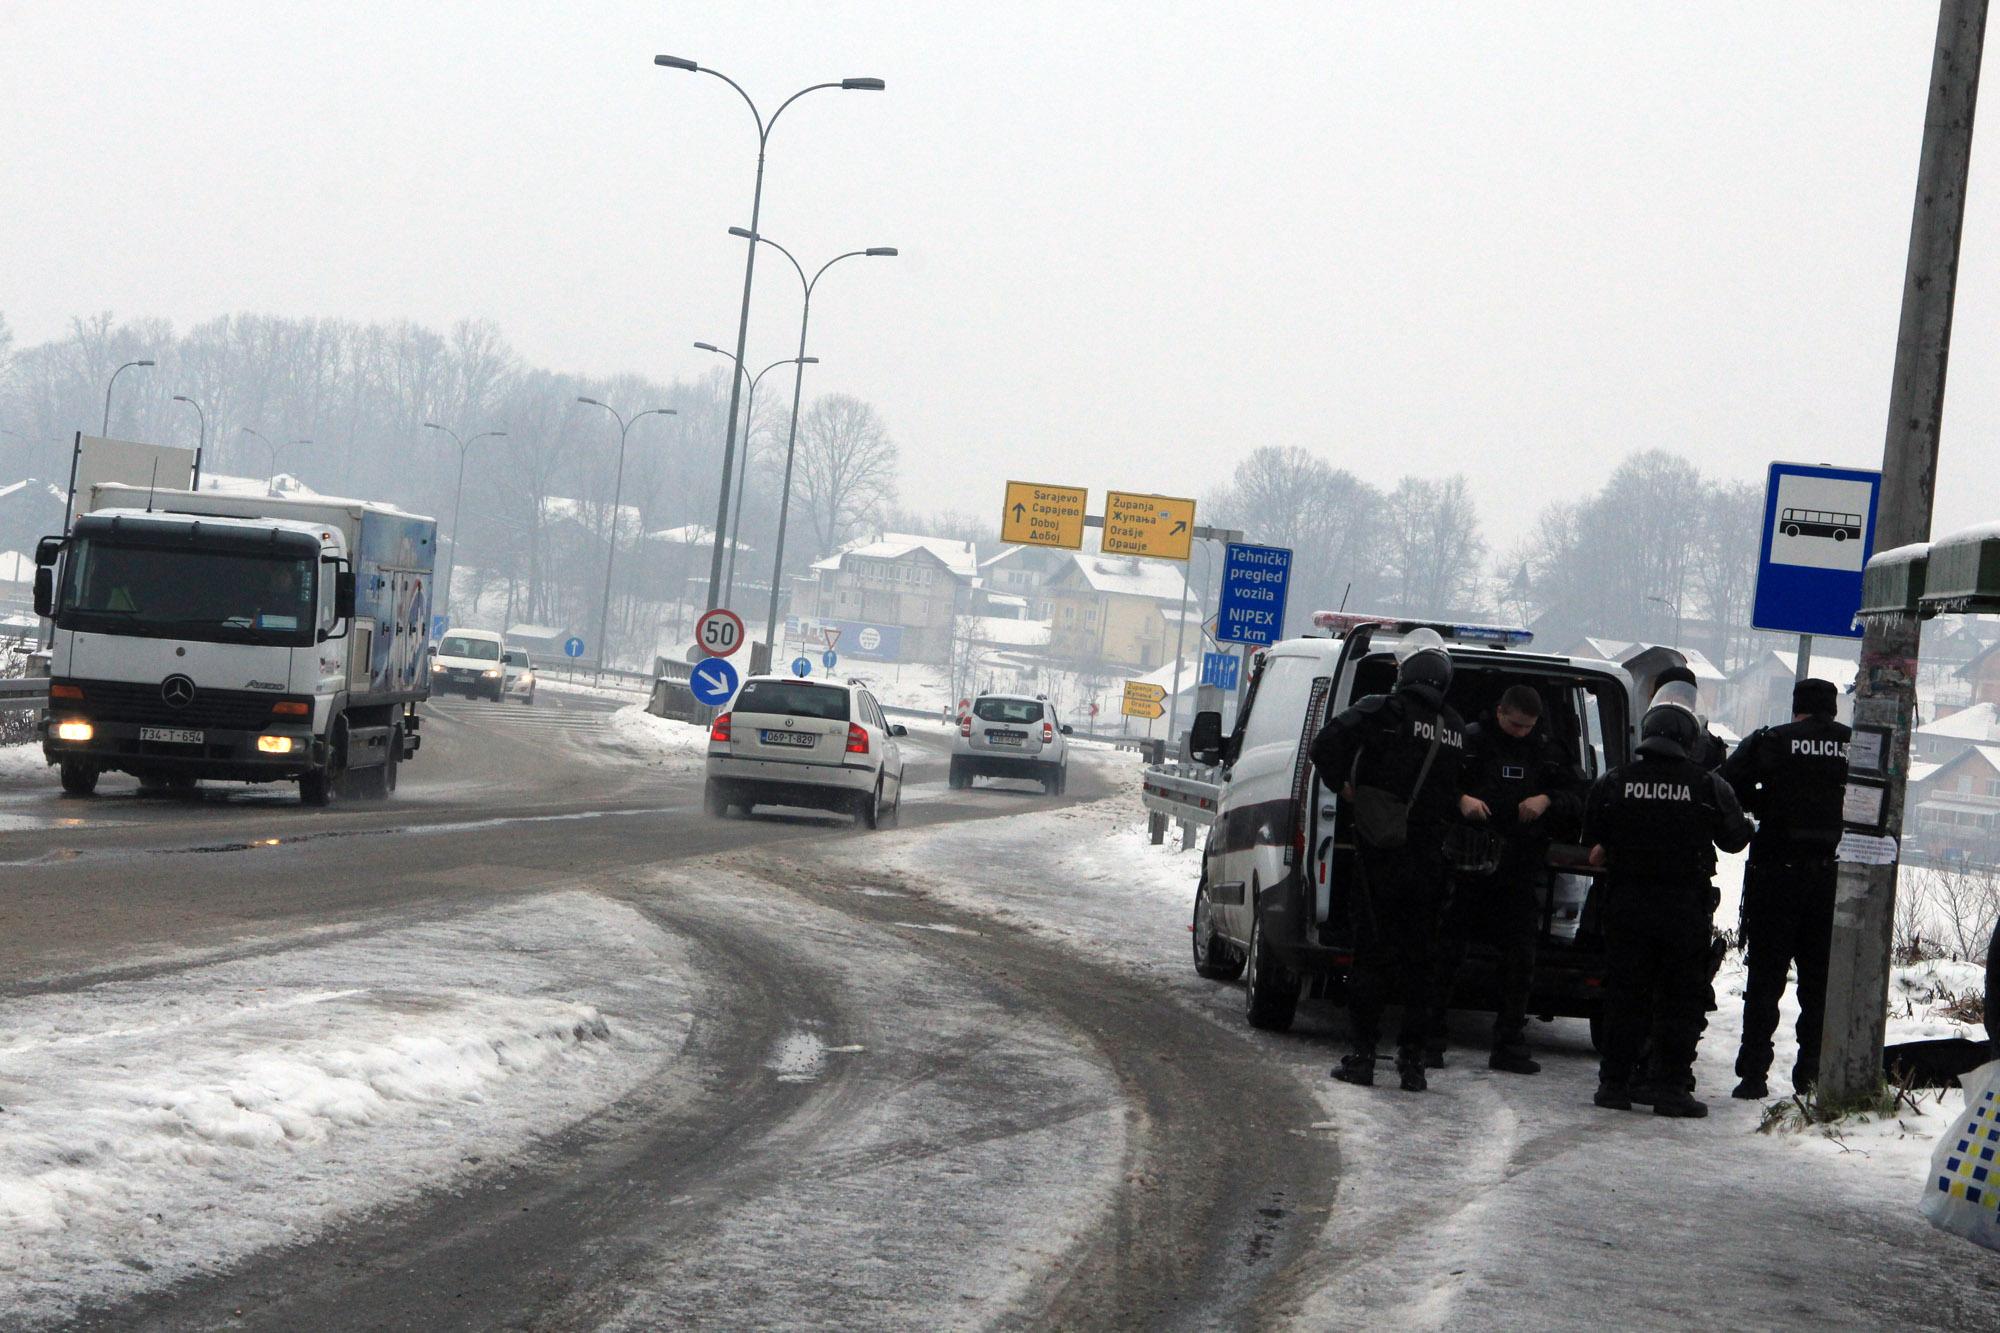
[1122,680,1167,718]
[1122,697,1165,720]
[1104,490,1196,561]
[1001,480,1088,550]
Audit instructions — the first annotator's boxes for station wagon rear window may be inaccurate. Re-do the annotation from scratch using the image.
[973,698,1045,724]
[736,681,851,721]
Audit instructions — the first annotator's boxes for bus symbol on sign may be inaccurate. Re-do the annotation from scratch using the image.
[1780,508,1863,543]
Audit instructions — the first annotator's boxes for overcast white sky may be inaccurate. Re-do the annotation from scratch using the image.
[3,2,1995,553]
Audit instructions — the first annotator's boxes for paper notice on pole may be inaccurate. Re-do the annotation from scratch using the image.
[1846,727,1886,778]
[1835,831,1899,866]
[1841,781,1886,828]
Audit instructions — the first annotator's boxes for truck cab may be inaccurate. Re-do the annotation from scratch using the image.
[1188,613,1638,1041]
[36,486,435,805]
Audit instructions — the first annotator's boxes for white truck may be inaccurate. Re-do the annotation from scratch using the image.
[34,484,438,805]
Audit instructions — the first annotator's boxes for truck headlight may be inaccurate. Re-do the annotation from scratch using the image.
[55,720,93,742]
[257,735,296,754]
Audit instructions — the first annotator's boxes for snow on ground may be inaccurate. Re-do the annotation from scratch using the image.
[0,742,46,782]
[590,704,710,773]
[0,891,694,1325]
[822,766,1995,1329]
[536,673,651,703]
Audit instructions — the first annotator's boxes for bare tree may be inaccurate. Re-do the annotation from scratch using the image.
[794,393,898,559]
[1206,445,1385,628]
[1382,474,1486,614]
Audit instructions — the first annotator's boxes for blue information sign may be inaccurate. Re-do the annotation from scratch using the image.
[791,656,813,678]
[1200,650,1240,691]
[1751,462,1882,639]
[822,649,839,671]
[431,614,449,640]
[1215,542,1294,646]
[689,656,740,706]
[563,636,586,659]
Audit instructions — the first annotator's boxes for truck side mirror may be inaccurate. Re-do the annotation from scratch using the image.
[35,536,62,567]
[33,568,53,617]
[334,570,356,620]
[1190,710,1224,765]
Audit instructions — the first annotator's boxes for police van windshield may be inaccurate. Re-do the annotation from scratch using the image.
[57,538,317,647]
[736,680,851,721]
[973,698,1045,724]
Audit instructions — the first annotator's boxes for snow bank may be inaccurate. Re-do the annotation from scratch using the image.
[0,891,693,1323]
[0,742,46,783]
[592,704,711,772]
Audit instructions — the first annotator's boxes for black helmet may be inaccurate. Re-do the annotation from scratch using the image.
[1394,628,1453,695]
[1639,692,1701,759]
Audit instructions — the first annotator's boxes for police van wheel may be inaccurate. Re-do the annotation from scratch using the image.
[1192,881,1244,981]
[1244,908,1300,1032]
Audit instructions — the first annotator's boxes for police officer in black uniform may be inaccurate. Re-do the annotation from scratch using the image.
[1584,682,1753,1118]
[1312,629,1468,1093]
[1721,677,1850,1098]
[1431,684,1587,1074]
[1653,664,1729,771]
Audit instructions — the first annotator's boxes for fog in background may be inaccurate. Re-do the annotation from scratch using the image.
[3,1,1995,557]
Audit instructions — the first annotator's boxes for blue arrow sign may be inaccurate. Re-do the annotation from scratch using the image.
[563,636,586,659]
[431,614,449,640]
[822,649,839,670]
[1752,461,1882,640]
[1215,542,1293,646]
[791,656,813,678]
[689,656,740,706]
[1200,650,1240,691]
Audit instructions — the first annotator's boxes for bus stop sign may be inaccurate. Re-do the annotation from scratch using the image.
[1752,461,1882,640]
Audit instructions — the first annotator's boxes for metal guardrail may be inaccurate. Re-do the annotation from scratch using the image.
[0,679,48,714]
[1141,764,1225,827]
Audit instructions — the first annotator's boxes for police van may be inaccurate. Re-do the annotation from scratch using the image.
[1187,613,1641,1043]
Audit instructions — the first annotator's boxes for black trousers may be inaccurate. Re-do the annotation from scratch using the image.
[1599,879,1714,1088]
[1431,843,1544,1047]
[1736,855,1836,1087]
[1348,842,1445,1056]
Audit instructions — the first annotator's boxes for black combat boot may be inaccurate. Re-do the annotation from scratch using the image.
[1395,1048,1428,1093]
[1652,1087,1710,1119]
[1488,1042,1541,1076]
[1423,1041,1447,1070]
[1593,1080,1633,1110]
[1332,1052,1376,1087]
[1731,1076,1769,1100]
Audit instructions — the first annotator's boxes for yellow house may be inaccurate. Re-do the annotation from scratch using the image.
[1046,553,1199,670]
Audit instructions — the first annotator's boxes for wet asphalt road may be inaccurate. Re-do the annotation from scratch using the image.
[4,692,1339,1330]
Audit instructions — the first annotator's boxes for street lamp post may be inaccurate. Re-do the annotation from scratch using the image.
[728,227,898,653]
[694,342,814,609]
[1646,594,1683,647]
[239,428,312,497]
[64,358,157,536]
[171,395,207,489]
[101,358,154,436]
[422,423,508,626]
[575,400,673,680]
[652,54,884,614]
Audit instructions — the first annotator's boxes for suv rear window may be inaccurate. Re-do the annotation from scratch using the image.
[736,680,851,721]
[973,698,1044,724]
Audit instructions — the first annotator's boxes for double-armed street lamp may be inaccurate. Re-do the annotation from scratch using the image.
[171,395,207,488]
[101,359,154,436]
[574,399,674,679]
[725,227,898,650]
[63,358,158,533]
[239,427,312,497]
[422,423,508,625]
[651,53,885,614]
[692,343,815,608]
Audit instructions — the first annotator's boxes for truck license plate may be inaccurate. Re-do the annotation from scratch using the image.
[760,729,815,748]
[139,726,204,745]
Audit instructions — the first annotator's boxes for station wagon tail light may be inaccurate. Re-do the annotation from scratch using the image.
[959,715,972,737]
[846,723,870,754]
[50,683,83,701]
[710,712,732,743]
[1042,722,1054,743]
[271,701,310,717]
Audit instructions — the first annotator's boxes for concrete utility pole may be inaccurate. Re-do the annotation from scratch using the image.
[1819,0,1988,1106]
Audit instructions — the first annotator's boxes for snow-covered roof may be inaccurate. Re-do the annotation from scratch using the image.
[965,616,1051,648]
[0,550,34,583]
[1060,552,1191,603]
[1910,761,1943,786]
[1919,702,2000,742]
[506,623,566,640]
[645,523,750,553]
[542,495,640,532]
[817,532,980,580]
[194,470,322,499]
[980,592,1029,610]
[1731,649,1860,689]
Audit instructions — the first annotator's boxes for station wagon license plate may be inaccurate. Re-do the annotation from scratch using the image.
[987,730,1025,747]
[139,726,203,745]
[760,729,815,748]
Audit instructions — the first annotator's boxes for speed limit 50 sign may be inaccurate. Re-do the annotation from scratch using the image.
[696,607,745,659]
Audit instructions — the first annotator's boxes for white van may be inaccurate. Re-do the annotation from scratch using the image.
[1188,614,1639,1042]
[432,629,508,701]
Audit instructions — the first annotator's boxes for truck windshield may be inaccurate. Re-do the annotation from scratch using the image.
[58,540,318,647]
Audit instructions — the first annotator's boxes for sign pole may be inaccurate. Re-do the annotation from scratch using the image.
[1819,0,1986,1109]
[1795,632,1813,686]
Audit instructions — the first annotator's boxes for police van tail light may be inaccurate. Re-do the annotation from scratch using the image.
[1041,722,1054,743]
[959,715,972,738]
[710,712,732,744]
[846,723,870,755]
